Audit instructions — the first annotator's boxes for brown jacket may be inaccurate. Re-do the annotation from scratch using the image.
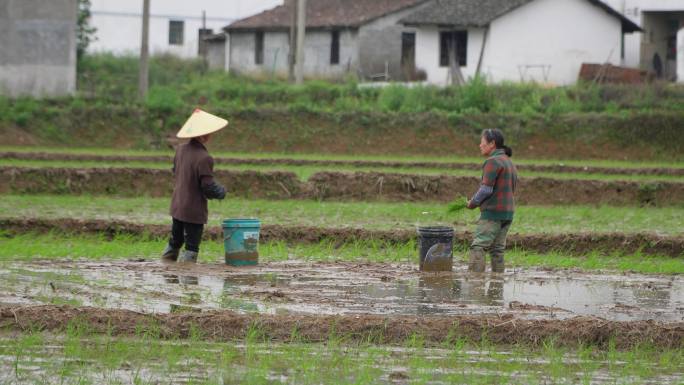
[170,139,215,224]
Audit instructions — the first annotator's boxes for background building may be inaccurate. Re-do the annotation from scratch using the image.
[0,0,78,97]
[223,0,429,80]
[604,0,684,80]
[88,0,281,57]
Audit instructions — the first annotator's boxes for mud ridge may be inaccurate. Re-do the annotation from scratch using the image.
[2,167,682,206]
[2,218,682,257]
[0,304,681,349]
[2,151,683,176]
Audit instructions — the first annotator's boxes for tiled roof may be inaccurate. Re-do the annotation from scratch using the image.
[401,0,641,32]
[225,0,428,31]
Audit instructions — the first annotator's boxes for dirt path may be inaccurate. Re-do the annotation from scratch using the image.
[0,304,681,350]
[2,151,682,176]
[2,218,683,257]
[2,167,682,206]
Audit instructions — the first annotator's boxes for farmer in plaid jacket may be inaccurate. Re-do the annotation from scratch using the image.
[466,128,518,273]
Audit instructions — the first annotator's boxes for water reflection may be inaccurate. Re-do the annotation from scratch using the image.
[418,274,504,307]
[163,274,199,286]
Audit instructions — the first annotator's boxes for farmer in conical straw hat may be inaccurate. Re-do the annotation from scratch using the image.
[161,109,228,263]
[466,128,518,273]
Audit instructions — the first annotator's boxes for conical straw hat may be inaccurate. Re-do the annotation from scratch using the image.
[176,109,228,139]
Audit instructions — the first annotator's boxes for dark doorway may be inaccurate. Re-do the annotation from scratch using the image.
[331,30,340,65]
[401,32,416,80]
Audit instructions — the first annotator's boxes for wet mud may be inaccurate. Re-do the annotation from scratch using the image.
[0,260,682,350]
[2,151,682,177]
[3,218,683,258]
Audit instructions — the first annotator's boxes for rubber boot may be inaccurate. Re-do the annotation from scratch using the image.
[161,244,180,263]
[468,248,486,273]
[491,253,505,273]
[178,250,198,263]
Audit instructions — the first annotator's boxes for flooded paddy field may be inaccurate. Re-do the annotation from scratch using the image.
[1,260,682,322]
[1,150,683,383]
[0,334,682,385]
[0,260,682,352]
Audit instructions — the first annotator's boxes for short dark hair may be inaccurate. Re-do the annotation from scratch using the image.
[482,128,512,157]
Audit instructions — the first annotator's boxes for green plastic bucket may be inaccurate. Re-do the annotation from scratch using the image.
[223,218,260,266]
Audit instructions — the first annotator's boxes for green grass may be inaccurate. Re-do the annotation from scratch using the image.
[0,327,681,384]
[2,158,683,183]
[72,53,684,115]
[3,146,684,169]
[1,195,683,236]
[1,233,683,274]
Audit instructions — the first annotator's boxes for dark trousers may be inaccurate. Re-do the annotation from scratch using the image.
[169,218,204,252]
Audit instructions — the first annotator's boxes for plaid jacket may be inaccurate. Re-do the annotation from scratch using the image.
[479,149,517,221]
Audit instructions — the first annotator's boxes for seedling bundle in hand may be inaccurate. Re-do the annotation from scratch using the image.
[447,196,468,214]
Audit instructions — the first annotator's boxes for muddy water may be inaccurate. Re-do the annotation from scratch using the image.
[0,261,682,322]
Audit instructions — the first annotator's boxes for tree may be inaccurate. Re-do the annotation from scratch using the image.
[77,0,97,60]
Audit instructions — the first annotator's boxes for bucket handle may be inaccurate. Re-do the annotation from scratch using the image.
[224,233,231,241]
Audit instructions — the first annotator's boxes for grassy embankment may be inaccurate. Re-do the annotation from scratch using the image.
[3,158,684,182]
[1,54,684,160]
[2,195,683,235]
[3,146,684,169]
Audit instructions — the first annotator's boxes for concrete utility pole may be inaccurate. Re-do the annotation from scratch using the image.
[295,0,306,84]
[201,10,208,73]
[678,28,684,83]
[288,0,297,82]
[138,0,151,99]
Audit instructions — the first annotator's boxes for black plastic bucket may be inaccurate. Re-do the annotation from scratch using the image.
[417,226,454,272]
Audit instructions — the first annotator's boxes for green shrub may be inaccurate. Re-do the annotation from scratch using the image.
[145,86,184,115]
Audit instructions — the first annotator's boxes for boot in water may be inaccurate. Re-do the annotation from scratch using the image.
[161,244,180,263]
[178,250,198,263]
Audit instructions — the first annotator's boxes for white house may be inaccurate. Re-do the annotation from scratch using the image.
[88,0,281,57]
[221,0,431,80]
[401,0,641,85]
[603,0,684,81]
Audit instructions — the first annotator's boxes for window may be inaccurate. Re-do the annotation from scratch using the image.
[169,20,184,45]
[255,31,264,65]
[330,30,340,64]
[439,31,467,67]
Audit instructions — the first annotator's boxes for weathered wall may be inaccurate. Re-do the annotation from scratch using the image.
[228,30,356,78]
[206,38,226,70]
[0,0,77,97]
[228,31,290,76]
[357,3,430,81]
[302,29,357,77]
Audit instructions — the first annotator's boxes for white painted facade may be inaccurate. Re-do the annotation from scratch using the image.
[88,0,281,57]
[415,0,625,85]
